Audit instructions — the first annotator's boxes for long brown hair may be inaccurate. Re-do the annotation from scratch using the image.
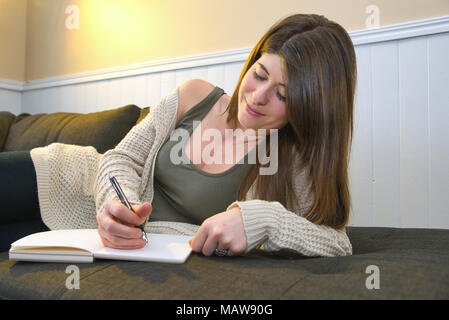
[227,14,357,229]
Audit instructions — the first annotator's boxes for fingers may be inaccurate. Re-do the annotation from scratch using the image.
[133,202,152,224]
[196,231,219,257]
[190,224,231,256]
[98,209,142,239]
[97,200,151,249]
[190,223,209,254]
[107,200,150,226]
[190,210,247,257]
[97,224,146,249]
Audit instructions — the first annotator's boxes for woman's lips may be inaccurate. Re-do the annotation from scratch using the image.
[245,103,264,117]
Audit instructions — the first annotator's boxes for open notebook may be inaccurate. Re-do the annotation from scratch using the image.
[9,229,192,264]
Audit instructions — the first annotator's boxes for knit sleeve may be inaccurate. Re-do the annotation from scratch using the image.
[94,88,178,216]
[226,200,352,257]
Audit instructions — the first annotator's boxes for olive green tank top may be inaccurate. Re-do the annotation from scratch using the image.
[149,86,251,225]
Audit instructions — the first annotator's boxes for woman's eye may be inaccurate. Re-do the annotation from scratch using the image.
[253,71,265,81]
[253,70,286,101]
[277,92,286,101]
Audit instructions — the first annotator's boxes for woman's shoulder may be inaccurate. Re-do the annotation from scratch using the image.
[176,79,217,124]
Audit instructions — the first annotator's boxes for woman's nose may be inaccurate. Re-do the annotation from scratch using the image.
[252,86,269,105]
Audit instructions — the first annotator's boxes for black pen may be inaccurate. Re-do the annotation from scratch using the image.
[109,174,148,244]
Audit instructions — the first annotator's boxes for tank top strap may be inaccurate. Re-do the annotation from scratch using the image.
[177,86,225,129]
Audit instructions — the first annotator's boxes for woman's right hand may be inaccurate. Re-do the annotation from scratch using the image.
[96,200,152,249]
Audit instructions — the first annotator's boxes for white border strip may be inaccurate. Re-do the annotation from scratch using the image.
[350,15,449,45]
[22,47,251,91]
[0,78,24,92]
[1,15,448,92]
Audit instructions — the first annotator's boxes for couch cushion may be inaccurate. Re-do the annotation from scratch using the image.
[3,105,141,154]
[0,111,16,151]
[136,107,150,125]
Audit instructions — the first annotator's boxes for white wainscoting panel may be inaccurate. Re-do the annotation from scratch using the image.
[0,16,448,229]
[0,78,22,114]
[428,32,449,229]
[399,36,430,229]
[349,44,374,227]
[349,31,449,229]
[371,40,401,228]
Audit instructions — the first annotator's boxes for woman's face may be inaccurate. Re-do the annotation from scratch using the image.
[237,53,288,131]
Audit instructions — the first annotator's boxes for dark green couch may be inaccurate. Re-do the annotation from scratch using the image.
[0,107,448,300]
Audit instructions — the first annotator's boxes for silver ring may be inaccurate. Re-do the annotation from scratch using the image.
[215,249,228,257]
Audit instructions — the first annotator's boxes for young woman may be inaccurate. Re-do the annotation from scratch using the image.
[2,13,357,257]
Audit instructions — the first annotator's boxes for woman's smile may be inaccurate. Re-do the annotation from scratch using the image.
[245,102,265,117]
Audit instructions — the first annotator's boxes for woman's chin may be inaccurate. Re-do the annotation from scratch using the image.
[237,113,260,131]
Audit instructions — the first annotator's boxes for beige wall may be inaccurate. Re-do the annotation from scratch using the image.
[0,0,27,82]
[1,0,449,82]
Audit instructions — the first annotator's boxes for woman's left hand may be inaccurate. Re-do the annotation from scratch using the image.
[189,207,247,256]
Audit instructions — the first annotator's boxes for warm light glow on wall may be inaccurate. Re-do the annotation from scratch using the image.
[57,0,173,71]
[84,0,143,40]
[19,0,449,81]
[78,0,159,66]
[25,0,186,80]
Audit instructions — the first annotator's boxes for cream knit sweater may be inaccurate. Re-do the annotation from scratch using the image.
[30,87,352,257]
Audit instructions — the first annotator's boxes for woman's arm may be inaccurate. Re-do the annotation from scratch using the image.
[189,154,351,258]
[229,156,352,257]
[94,80,218,248]
[227,200,352,257]
[94,88,179,217]
[189,199,351,257]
